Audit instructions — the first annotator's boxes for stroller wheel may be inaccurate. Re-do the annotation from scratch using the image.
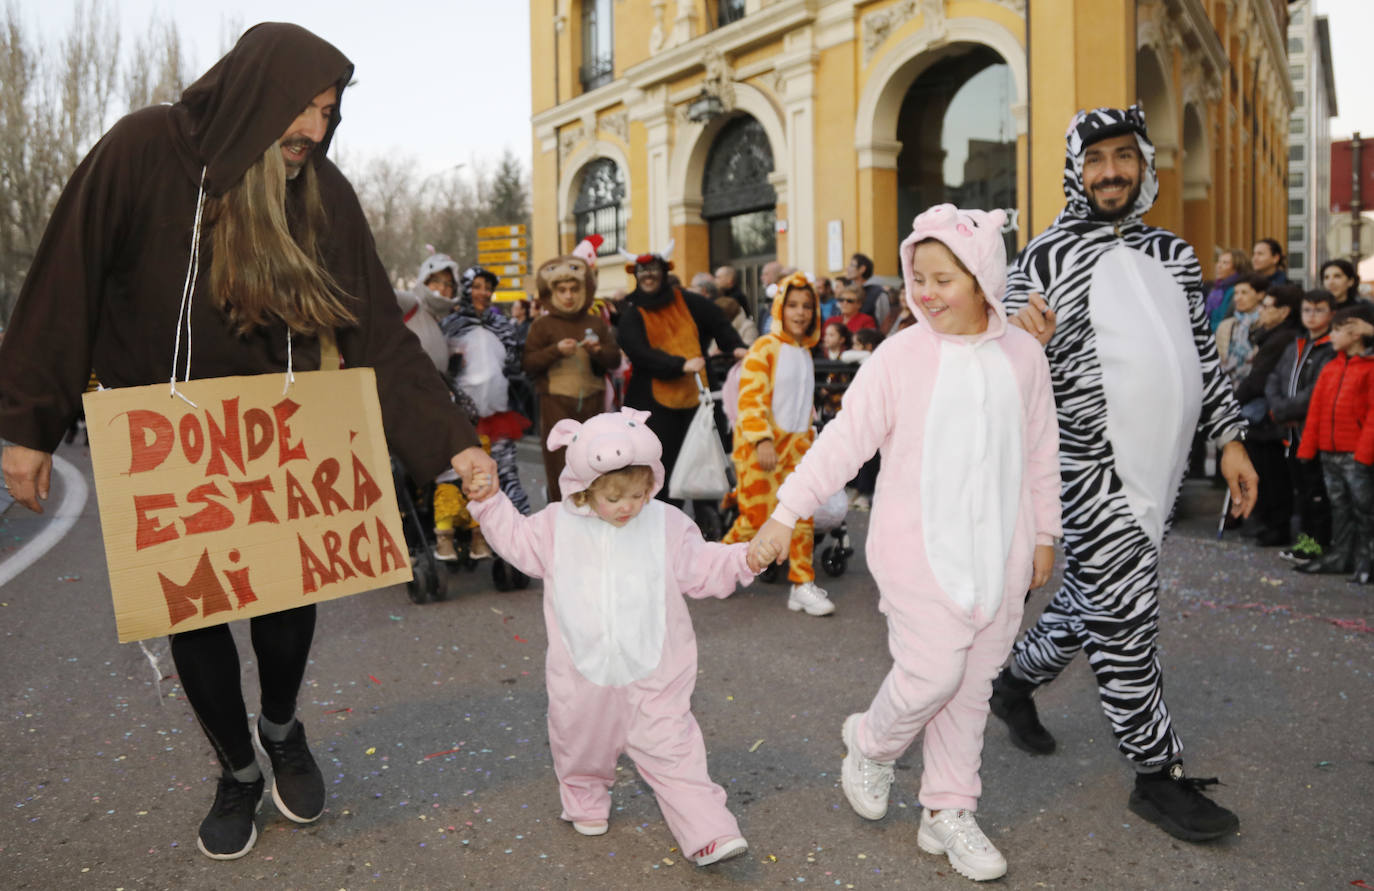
[492,558,528,592]
[821,544,848,578]
[407,549,440,603]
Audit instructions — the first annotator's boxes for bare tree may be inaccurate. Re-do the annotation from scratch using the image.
[124,17,191,112]
[0,0,121,322]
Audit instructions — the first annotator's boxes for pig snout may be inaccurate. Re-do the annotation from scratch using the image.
[585,433,633,471]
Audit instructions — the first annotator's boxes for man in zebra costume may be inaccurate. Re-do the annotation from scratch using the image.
[988,105,1258,842]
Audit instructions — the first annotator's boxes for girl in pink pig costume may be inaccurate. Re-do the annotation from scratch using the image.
[467,407,761,867]
[751,204,1063,882]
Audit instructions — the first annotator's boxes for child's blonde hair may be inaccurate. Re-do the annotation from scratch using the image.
[570,464,656,507]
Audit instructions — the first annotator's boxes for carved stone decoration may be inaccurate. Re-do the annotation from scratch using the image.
[862,0,948,67]
[648,0,667,53]
[599,110,629,143]
[558,124,585,163]
[702,46,737,111]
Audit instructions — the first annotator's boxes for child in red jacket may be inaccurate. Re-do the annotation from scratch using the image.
[1297,305,1374,580]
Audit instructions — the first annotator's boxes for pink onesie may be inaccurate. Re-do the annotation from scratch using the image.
[772,205,1063,811]
[469,408,754,853]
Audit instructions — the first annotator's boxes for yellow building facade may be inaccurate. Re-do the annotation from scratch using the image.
[529,0,1290,299]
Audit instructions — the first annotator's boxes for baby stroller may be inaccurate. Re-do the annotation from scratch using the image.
[391,456,531,603]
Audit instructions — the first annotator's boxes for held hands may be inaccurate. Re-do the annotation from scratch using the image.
[1030,544,1055,589]
[557,337,579,356]
[451,446,499,501]
[1219,439,1259,518]
[682,356,706,374]
[755,439,778,472]
[732,347,748,360]
[1,444,52,514]
[1008,293,1056,346]
[747,518,792,571]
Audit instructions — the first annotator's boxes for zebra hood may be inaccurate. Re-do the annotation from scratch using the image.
[1058,104,1158,226]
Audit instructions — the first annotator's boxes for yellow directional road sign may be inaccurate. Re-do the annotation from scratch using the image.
[477,238,527,251]
[497,277,524,290]
[477,251,526,265]
[477,224,527,238]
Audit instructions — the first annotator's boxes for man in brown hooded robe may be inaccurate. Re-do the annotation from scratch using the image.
[0,23,495,860]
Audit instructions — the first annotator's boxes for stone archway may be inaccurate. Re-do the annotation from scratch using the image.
[854,16,1027,271]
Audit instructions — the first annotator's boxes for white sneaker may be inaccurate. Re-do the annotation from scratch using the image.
[841,713,894,820]
[917,807,1007,881]
[572,819,607,836]
[692,835,748,866]
[788,581,836,616]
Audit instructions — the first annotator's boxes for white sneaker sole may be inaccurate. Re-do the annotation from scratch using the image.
[840,714,888,820]
[917,825,1007,881]
[788,596,836,616]
[693,836,748,866]
[572,820,608,836]
[196,822,258,860]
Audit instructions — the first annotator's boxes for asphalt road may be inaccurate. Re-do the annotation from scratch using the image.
[1,439,1370,890]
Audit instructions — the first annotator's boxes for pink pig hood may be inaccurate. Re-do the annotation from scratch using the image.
[547,407,666,501]
[900,204,1010,343]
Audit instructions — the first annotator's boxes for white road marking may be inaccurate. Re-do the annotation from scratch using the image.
[0,454,90,588]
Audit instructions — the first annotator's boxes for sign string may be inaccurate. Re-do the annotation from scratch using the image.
[169,166,207,409]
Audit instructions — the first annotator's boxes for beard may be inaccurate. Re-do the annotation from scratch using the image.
[1086,177,1143,221]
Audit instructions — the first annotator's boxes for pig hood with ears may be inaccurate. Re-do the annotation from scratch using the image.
[899,203,1009,344]
[546,408,665,507]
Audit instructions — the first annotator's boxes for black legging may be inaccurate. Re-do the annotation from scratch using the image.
[170,605,316,772]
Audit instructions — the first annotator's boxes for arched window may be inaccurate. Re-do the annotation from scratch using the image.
[896,46,1017,254]
[703,115,777,308]
[717,0,746,26]
[573,158,626,255]
[580,0,614,91]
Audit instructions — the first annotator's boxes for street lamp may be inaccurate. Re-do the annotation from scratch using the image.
[685,88,725,124]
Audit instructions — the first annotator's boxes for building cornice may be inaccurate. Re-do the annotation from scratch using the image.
[1248,0,1294,108]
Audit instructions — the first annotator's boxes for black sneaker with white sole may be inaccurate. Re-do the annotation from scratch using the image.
[988,667,1056,755]
[1128,763,1239,842]
[196,772,264,860]
[256,719,325,823]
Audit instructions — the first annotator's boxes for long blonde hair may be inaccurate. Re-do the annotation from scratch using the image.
[208,142,357,335]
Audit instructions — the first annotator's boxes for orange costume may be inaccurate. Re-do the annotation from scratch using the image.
[723,274,821,583]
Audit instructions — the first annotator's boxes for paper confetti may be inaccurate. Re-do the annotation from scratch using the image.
[748,739,765,753]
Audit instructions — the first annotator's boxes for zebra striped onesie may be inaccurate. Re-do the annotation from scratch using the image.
[1004,106,1245,769]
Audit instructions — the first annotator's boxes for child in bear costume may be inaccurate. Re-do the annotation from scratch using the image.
[467,408,763,867]
[749,204,1063,882]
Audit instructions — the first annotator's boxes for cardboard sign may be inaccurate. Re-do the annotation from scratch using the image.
[83,370,411,643]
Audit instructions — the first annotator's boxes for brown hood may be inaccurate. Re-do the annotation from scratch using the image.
[169,22,353,196]
[770,272,822,349]
[534,255,597,320]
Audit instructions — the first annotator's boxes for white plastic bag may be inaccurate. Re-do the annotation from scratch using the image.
[454,326,510,416]
[668,384,731,501]
[813,489,849,533]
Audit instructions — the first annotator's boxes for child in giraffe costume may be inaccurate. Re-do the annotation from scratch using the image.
[722,272,835,617]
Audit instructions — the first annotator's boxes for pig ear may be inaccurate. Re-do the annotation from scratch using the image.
[547,419,582,451]
[621,407,651,426]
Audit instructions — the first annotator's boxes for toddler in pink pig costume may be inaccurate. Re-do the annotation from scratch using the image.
[467,407,767,867]
[751,204,1063,882]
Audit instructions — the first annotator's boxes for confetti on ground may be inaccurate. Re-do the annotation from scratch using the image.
[57,574,80,582]
[1194,599,1373,634]
[369,674,382,684]
[490,607,504,615]
[425,747,463,760]
[513,635,528,643]
[365,747,376,755]
[748,739,765,753]
[324,707,352,714]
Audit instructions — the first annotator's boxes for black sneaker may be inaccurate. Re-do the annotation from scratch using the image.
[1128,763,1239,842]
[256,719,325,823]
[196,772,264,860]
[988,667,1056,755]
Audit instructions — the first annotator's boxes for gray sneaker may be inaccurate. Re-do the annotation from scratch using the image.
[788,581,836,616]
